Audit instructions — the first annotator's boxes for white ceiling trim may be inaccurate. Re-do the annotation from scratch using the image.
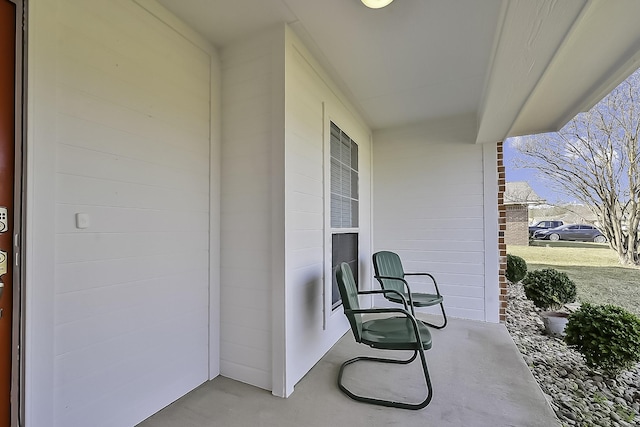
[475,0,589,144]
[509,0,640,138]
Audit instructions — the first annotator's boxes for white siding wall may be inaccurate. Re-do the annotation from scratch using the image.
[27,1,220,426]
[284,28,372,393]
[219,25,371,397]
[220,27,285,391]
[373,115,493,321]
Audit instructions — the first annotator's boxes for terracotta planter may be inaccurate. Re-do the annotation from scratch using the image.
[540,311,570,337]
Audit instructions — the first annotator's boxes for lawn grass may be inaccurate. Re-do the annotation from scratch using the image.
[507,241,640,316]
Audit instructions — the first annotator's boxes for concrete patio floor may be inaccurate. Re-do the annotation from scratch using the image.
[138,317,559,427]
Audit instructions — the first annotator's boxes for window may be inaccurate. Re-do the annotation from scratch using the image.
[331,233,358,309]
[329,122,359,309]
[330,122,358,228]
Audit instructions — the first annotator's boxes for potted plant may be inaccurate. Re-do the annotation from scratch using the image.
[565,303,640,376]
[522,268,577,336]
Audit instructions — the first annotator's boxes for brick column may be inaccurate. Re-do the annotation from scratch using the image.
[497,142,507,322]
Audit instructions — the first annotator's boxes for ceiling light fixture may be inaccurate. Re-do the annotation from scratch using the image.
[361,0,394,9]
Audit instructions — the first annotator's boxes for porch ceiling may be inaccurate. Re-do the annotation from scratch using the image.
[156,0,640,143]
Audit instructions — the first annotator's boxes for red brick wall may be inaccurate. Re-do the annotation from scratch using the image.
[497,142,507,322]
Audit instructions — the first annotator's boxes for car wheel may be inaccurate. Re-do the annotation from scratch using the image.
[549,233,560,241]
[594,235,606,243]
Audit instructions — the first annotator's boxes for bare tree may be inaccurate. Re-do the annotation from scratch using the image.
[511,69,640,266]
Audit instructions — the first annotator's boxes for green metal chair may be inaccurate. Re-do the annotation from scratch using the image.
[335,262,434,410]
[372,251,447,329]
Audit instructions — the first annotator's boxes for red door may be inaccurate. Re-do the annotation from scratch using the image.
[0,1,16,425]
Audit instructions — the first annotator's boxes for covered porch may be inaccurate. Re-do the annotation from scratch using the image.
[139,317,558,427]
[16,0,640,425]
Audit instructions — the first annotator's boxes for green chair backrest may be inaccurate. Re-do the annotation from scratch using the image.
[372,251,406,294]
[336,262,363,342]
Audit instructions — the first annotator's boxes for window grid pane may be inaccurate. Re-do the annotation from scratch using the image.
[330,122,359,228]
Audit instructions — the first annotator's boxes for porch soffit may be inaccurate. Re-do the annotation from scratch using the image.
[156,0,640,143]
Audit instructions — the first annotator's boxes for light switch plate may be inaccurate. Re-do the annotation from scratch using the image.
[76,213,90,229]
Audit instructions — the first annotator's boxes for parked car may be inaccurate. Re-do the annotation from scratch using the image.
[528,220,564,237]
[532,224,606,243]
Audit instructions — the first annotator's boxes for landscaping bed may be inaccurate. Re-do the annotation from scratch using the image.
[508,243,640,316]
[506,281,640,427]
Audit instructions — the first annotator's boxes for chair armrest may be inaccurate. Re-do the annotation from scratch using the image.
[373,275,415,312]
[404,272,441,296]
[358,289,409,309]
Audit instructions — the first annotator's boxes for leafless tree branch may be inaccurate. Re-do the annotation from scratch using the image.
[511,69,640,265]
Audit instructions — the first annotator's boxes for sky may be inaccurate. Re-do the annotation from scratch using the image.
[504,67,640,206]
[503,136,573,205]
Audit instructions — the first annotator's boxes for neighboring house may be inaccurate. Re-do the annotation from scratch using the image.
[531,204,600,227]
[3,1,640,426]
[504,182,545,245]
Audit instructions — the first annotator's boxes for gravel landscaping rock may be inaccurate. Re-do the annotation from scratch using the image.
[506,281,640,427]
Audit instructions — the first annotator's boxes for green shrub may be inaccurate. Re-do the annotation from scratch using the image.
[506,254,527,283]
[565,303,640,375]
[522,268,576,311]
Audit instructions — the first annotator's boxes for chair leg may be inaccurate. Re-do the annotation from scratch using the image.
[337,349,433,410]
[421,302,448,329]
